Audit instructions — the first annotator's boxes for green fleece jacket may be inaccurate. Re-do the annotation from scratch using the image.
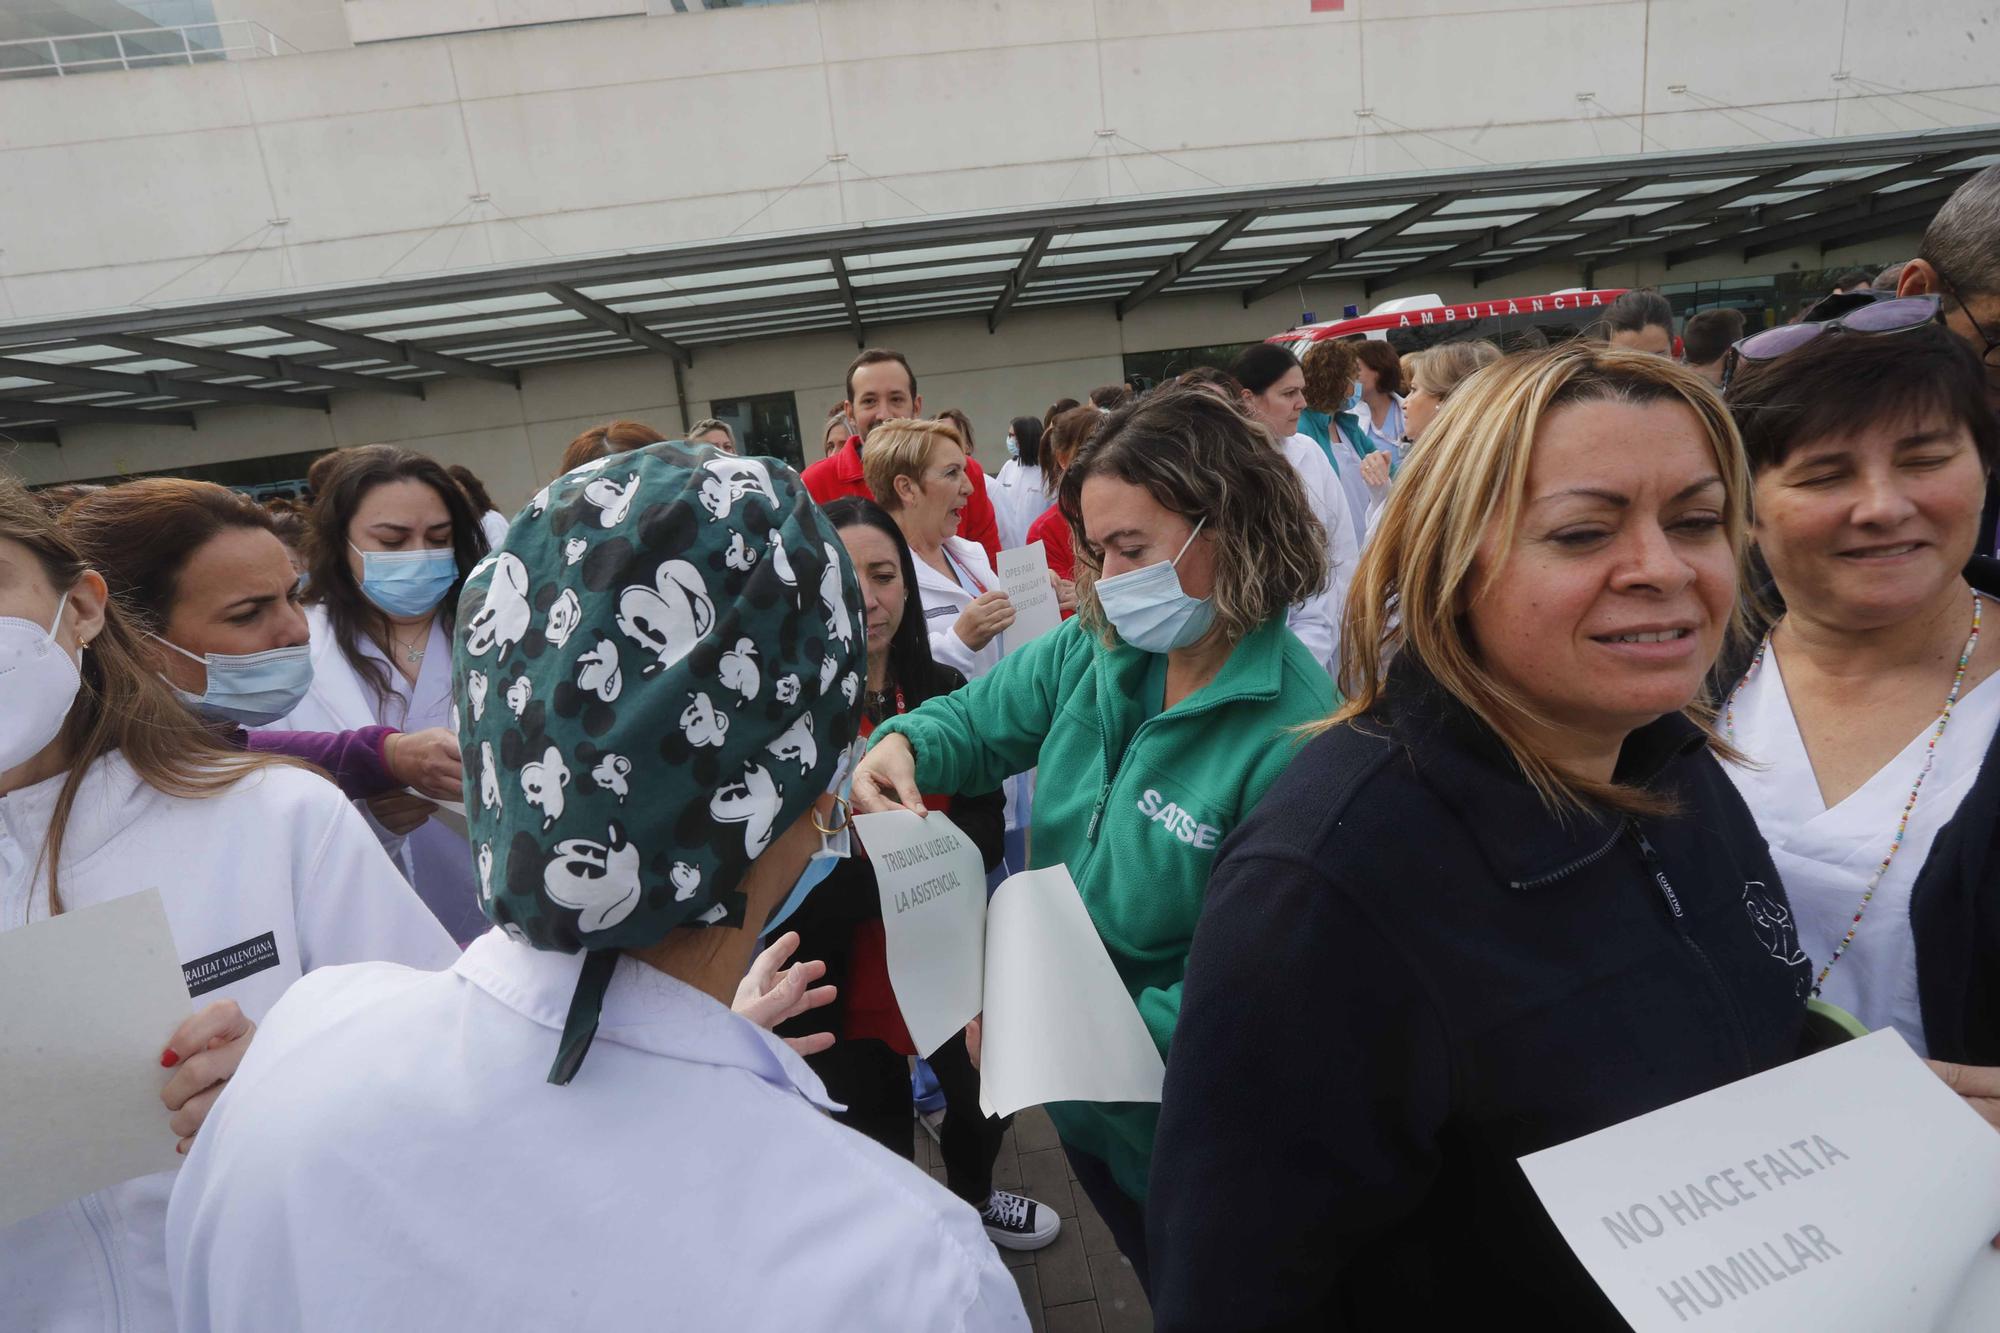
[874,614,1334,1202]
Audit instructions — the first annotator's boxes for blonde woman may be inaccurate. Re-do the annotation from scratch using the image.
[1148,346,1817,1328]
[1359,339,1503,534]
[864,417,1017,680]
[854,385,1334,1287]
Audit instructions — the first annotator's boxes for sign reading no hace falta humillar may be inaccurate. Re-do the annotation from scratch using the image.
[1520,1029,2000,1331]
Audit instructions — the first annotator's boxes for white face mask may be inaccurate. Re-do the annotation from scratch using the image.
[0,591,81,774]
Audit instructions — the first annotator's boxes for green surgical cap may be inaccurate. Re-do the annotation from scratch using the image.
[453,441,865,1082]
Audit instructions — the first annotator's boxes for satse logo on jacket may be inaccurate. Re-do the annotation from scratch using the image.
[1137,789,1221,849]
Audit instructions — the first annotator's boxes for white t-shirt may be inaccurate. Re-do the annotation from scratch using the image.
[166,931,1029,1333]
[0,753,456,1333]
[1723,646,2000,1054]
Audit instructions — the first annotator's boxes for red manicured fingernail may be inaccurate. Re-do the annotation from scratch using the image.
[160,1049,179,1068]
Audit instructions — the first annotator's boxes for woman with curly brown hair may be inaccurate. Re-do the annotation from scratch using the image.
[853,384,1334,1287]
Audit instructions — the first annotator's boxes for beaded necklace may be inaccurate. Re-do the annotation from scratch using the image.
[1725,589,1981,997]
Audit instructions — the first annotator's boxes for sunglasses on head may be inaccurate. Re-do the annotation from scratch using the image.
[1720,295,1945,390]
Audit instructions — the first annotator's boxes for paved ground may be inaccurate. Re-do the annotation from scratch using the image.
[913,1106,1154,1333]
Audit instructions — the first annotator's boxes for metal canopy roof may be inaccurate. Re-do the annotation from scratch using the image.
[3,125,1996,445]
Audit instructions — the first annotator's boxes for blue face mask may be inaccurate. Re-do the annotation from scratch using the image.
[762,740,861,936]
[154,636,314,727]
[1094,516,1215,654]
[351,543,458,618]
[1004,433,1020,461]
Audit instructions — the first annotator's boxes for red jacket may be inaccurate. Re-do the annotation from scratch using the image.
[802,436,1001,564]
[1027,502,1074,582]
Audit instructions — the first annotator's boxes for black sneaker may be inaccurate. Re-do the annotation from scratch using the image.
[979,1189,1060,1251]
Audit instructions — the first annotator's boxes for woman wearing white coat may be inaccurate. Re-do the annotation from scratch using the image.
[273,445,492,944]
[991,415,1052,549]
[864,417,1022,680]
[0,478,457,1333]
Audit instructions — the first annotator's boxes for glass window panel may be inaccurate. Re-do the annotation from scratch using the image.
[577,262,832,300]
[848,261,1018,287]
[846,240,1026,269]
[1049,222,1213,249]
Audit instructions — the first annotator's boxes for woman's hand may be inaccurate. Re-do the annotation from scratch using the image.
[734,931,837,1056]
[1927,1060,2000,1246]
[1052,573,1078,616]
[1359,451,1393,489]
[161,1000,257,1154]
[365,790,439,835]
[852,733,927,815]
[954,590,1016,652]
[964,1014,982,1071]
[383,727,463,802]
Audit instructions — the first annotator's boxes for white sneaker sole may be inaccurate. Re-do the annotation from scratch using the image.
[984,1214,1061,1252]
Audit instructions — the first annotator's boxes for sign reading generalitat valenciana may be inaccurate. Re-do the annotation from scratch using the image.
[1520,1029,2000,1331]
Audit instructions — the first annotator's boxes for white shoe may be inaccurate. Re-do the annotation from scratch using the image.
[979,1189,1060,1251]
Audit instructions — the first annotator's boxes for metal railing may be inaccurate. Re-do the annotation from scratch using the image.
[0,20,299,79]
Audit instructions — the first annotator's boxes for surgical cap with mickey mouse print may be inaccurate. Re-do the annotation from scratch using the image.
[453,438,865,1083]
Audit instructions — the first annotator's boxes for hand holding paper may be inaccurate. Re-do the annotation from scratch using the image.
[852,809,1164,1119]
[0,891,194,1229]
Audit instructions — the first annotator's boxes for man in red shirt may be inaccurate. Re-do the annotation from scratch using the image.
[802,348,1001,562]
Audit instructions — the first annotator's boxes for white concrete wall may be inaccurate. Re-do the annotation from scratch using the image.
[0,0,1992,320]
[0,227,1919,504]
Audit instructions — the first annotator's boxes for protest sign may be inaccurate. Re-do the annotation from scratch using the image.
[1521,1029,2000,1330]
[853,809,1164,1118]
[0,891,193,1227]
[994,543,1062,651]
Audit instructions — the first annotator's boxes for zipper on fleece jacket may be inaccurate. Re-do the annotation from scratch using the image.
[1630,824,1755,1075]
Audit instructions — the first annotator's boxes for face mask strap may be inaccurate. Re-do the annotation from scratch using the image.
[1171,515,1209,567]
[147,631,207,666]
[46,590,71,642]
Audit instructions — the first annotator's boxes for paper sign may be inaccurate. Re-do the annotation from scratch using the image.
[994,543,1062,651]
[428,797,469,840]
[1520,1029,2000,1331]
[850,808,988,1058]
[852,810,1165,1119]
[976,865,1165,1119]
[0,891,193,1228]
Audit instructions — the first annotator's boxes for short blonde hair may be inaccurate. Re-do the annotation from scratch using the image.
[862,418,964,512]
[1410,340,1502,399]
[1334,343,1751,815]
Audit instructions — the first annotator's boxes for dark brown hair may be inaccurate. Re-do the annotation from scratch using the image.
[558,419,669,477]
[1299,339,1361,412]
[305,445,488,708]
[1040,405,1105,492]
[1041,397,1081,436]
[447,463,497,514]
[2,477,294,912]
[845,348,917,403]
[936,408,974,452]
[1680,309,1746,367]
[63,479,279,635]
[1726,321,1999,476]
[1058,384,1328,647]
[1603,287,1674,336]
[1353,340,1405,396]
[1088,383,1132,410]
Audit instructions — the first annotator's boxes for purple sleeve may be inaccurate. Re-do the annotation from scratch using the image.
[243,726,400,800]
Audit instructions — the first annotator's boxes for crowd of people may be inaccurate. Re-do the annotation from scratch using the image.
[4,163,2000,1332]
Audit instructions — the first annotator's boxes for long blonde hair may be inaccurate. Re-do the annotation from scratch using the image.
[2,478,297,912]
[1332,343,1751,815]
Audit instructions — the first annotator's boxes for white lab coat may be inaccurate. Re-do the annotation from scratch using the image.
[478,509,510,549]
[0,752,456,1333]
[270,605,485,943]
[166,929,1030,1332]
[1280,433,1361,674]
[914,535,1008,682]
[991,458,1050,551]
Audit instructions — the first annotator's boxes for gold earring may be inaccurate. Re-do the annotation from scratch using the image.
[811,794,851,836]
